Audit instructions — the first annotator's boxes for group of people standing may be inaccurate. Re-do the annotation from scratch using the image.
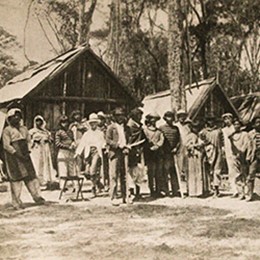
[1,106,259,209]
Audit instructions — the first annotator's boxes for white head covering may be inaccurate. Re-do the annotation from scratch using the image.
[33,115,46,129]
[7,108,21,118]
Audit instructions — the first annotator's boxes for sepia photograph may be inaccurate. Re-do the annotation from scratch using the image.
[0,0,259,259]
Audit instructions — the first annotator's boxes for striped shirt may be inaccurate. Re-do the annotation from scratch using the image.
[55,129,74,150]
[159,123,180,151]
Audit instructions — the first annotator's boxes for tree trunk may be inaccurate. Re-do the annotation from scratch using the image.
[106,0,121,73]
[168,0,185,112]
[77,0,97,45]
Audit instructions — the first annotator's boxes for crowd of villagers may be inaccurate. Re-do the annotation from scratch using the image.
[1,105,259,209]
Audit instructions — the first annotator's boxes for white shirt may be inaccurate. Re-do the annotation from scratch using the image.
[76,129,105,158]
[115,123,126,148]
[222,125,235,158]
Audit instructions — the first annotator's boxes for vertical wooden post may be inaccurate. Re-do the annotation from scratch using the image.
[62,72,67,115]
[81,58,86,116]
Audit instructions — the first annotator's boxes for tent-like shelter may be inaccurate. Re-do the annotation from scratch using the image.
[142,78,239,126]
[0,44,138,134]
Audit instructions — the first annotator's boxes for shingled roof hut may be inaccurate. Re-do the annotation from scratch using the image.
[0,44,138,132]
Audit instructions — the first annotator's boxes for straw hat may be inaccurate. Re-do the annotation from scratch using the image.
[97,111,106,118]
[221,113,233,119]
[176,109,187,116]
[146,112,160,120]
[113,107,125,116]
[163,111,175,119]
[88,113,100,123]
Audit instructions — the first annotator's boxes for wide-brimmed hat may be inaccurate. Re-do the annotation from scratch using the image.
[7,108,21,118]
[113,107,125,116]
[221,113,233,119]
[176,109,187,116]
[146,112,160,120]
[59,115,69,123]
[163,111,175,119]
[129,108,143,118]
[70,110,81,118]
[88,113,100,123]
[97,111,106,118]
[184,118,192,124]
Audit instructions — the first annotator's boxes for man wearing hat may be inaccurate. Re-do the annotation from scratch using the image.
[199,114,223,197]
[2,108,45,209]
[221,113,237,197]
[228,118,253,200]
[76,113,106,197]
[127,107,146,200]
[159,111,180,196]
[97,111,109,191]
[106,107,129,205]
[143,112,165,197]
[246,115,260,201]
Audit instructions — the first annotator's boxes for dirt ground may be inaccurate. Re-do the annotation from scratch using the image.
[0,179,260,260]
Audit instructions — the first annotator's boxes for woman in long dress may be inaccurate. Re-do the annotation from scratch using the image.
[29,115,56,187]
[186,120,203,197]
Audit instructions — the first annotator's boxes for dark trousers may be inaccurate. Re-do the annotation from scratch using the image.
[163,154,179,196]
[147,156,164,196]
[102,150,109,187]
[109,151,126,200]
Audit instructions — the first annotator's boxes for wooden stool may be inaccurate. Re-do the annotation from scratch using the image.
[59,176,84,200]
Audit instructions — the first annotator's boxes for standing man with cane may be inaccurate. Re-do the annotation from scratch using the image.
[106,107,130,206]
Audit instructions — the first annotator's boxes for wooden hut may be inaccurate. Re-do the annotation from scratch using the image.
[0,44,138,131]
[142,78,240,126]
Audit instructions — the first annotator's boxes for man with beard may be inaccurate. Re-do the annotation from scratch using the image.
[2,108,45,209]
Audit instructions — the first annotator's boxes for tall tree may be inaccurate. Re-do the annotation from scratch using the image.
[168,0,185,111]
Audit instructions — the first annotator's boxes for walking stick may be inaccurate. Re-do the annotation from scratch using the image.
[124,153,130,205]
[173,154,184,199]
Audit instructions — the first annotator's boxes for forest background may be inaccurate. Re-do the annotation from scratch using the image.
[0,0,259,107]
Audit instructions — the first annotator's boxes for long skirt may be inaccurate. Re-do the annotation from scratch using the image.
[188,154,203,197]
[57,149,76,177]
[30,142,56,186]
[4,140,36,182]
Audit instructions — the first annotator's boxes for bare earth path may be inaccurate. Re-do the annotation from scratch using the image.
[0,180,260,260]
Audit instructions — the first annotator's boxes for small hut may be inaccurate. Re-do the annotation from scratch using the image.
[0,44,138,132]
[142,78,239,126]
